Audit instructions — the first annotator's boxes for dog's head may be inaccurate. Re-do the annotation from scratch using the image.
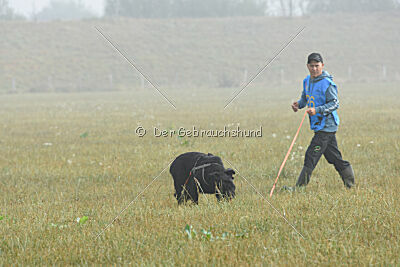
[210,168,236,200]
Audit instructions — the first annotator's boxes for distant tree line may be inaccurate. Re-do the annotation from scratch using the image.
[1,0,399,21]
[105,0,268,18]
[104,0,400,18]
[0,0,24,20]
[306,0,399,14]
[0,0,95,21]
[34,1,95,21]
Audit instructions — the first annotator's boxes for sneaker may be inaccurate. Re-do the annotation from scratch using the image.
[281,185,296,192]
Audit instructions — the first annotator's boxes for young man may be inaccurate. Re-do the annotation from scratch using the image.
[291,52,355,188]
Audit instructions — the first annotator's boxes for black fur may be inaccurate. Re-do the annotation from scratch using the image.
[170,152,236,204]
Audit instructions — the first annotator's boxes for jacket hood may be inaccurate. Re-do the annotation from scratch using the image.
[310,70,332,82]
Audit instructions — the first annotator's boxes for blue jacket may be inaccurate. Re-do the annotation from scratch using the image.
[298,71,340,132]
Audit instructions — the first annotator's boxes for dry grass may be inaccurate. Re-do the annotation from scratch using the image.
[0,83,399,265]
[1,13,400,93]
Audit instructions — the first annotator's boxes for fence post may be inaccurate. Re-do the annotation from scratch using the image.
[243,69,248,85]
[109,74,113,90]
[174,72,179,86]
[348,66,352,81]
[140,75,145,89]
[48,75,53,92]
[382,65,387,81]
[12,78,16,92]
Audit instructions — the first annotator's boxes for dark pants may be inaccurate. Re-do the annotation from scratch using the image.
[304,131,350,173]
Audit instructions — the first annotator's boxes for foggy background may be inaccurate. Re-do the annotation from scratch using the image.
[1,0,399,93]
[5,0,400,19]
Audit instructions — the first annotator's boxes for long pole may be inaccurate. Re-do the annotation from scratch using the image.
[269,110,307,197]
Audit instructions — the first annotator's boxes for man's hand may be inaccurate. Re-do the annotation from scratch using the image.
[307,107,316,116]
[291,102,299,112]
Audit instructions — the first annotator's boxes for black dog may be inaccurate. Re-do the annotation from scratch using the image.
[170,152,236,204]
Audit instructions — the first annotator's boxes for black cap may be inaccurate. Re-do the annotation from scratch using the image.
[307,53,323,63]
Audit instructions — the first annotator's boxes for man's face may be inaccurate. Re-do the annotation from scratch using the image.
[307,61,324,78]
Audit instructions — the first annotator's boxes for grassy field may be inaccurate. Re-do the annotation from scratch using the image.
[1,13,400,93]
[0,82,399,265]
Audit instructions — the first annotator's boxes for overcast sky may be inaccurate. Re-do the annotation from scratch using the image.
[9,0,105,16]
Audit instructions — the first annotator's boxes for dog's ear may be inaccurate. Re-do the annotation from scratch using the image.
[225,168,235,177]
[207,153,214,156]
